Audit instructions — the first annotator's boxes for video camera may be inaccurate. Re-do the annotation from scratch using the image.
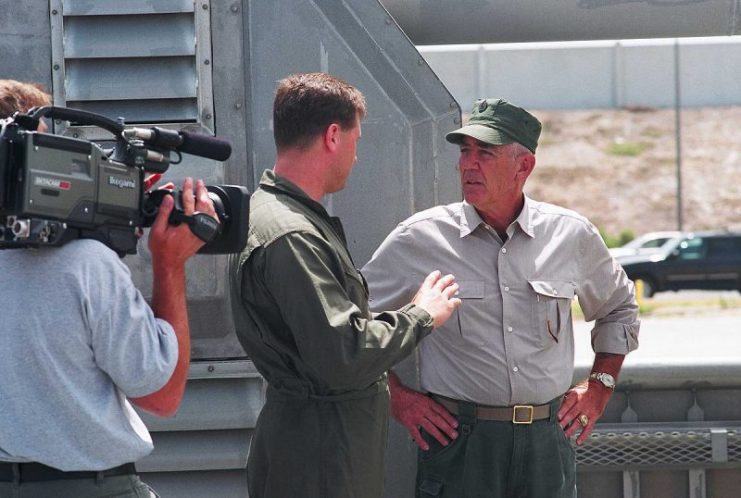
[0,106,249,256]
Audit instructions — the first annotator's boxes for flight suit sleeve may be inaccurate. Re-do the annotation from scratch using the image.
[258,230,433,391]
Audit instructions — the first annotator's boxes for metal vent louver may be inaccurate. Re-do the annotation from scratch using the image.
[50,0,213,131]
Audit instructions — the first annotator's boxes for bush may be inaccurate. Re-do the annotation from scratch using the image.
[606,141,653,157]
[599,227,635,248]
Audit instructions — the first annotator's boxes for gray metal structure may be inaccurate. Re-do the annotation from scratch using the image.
[382,0,741,45]
[1,1,740,497]
[1,1,459,496]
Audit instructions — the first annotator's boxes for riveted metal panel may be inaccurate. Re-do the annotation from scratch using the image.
[244,0,460,266]
[138,430,251,472]
[139,377,263,432]
[0,2,52,86]
[134,363,261,496]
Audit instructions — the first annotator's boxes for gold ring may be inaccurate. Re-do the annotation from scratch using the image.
[578,414,589,427]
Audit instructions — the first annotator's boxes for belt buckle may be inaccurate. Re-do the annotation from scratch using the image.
[512,405,534,424]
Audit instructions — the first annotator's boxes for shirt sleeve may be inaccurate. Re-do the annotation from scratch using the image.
[258,230,433,391]
[87,248,178,398]
[576,222,640,355]
[362,223,421,313]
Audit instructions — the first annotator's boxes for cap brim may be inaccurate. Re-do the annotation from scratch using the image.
[445,124,515,146]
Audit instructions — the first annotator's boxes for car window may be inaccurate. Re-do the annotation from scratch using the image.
[676,237,706,260]
[706,237,740,260]
[641,237,670,249]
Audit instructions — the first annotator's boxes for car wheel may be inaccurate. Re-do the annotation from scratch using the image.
[635,277,656,298]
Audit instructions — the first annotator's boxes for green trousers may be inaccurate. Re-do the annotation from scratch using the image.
[248,383,389,498]
[416,398,576,498]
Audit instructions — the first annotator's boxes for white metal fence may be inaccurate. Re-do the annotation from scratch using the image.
[419,37,741,110]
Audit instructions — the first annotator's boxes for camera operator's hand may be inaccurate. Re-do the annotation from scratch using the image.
[148,177,218,264]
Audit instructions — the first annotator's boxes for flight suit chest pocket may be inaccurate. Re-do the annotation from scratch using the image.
[528,280,575,347]
[344,267,369,307]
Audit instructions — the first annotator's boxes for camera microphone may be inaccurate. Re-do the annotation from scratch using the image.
[124,127,232,162]
[177,130,232,162]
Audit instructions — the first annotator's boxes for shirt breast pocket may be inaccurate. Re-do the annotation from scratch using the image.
[528,280,576,347]
[455,280,487,346]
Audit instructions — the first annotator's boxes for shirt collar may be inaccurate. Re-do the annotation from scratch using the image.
[459,201,485,238]
[458,196,535,239]
[259,169,332,221]
[514,195,535,238]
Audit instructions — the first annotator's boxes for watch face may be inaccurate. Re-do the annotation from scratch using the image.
[592,372,615,388]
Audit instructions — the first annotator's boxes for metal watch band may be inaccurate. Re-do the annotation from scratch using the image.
[589,372,616,389]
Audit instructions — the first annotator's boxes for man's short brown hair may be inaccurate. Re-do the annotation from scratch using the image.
[273,72,366,151]
[0,79,51,119]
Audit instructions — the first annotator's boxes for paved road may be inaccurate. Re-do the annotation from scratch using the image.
[649,289,740,302]
[573,307,741,367]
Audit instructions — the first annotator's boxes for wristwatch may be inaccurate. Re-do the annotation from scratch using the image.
[589,372,616,390]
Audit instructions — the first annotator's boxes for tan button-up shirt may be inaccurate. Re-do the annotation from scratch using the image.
[362,197,639,405]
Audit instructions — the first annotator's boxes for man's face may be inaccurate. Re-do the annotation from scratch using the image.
[458,136,523,214]
[329,116,361,193]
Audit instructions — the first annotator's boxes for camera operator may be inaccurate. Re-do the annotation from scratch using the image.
[0,80,218,497]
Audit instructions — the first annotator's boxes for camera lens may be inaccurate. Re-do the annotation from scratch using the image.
[11,219,30,238]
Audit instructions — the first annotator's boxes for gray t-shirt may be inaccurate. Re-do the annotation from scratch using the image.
[0,239,178,471]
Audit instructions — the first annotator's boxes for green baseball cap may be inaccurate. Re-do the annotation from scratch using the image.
[446,98,542,153]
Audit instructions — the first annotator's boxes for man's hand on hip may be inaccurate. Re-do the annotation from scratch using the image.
[558,352,624,445]
[389,372,459,451]
[557,379,613,445]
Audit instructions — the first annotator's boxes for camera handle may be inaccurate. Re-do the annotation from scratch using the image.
[168,210,220,243]
[29,106,124,136]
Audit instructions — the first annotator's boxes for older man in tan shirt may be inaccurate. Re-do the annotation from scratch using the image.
[363,98,639,498]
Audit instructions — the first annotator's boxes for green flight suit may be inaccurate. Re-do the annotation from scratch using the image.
[235,170,434,498]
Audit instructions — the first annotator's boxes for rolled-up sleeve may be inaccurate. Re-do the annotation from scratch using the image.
[576,223,640,354]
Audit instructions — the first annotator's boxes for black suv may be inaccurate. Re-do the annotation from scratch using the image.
[619,231,741,297]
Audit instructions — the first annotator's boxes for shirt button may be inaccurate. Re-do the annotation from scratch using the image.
[513,366,519,372]
[502,248,507,254]
[507,326,513,332]
[553,289,558,295]
[504,286,510,292]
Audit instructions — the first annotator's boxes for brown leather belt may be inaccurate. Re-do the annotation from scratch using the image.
[432,394,551,424]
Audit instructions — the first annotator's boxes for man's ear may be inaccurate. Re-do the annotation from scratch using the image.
[324,123,341,152]
[516,153,536,182]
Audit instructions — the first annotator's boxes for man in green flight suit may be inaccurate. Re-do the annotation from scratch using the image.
[235,72,462,498]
